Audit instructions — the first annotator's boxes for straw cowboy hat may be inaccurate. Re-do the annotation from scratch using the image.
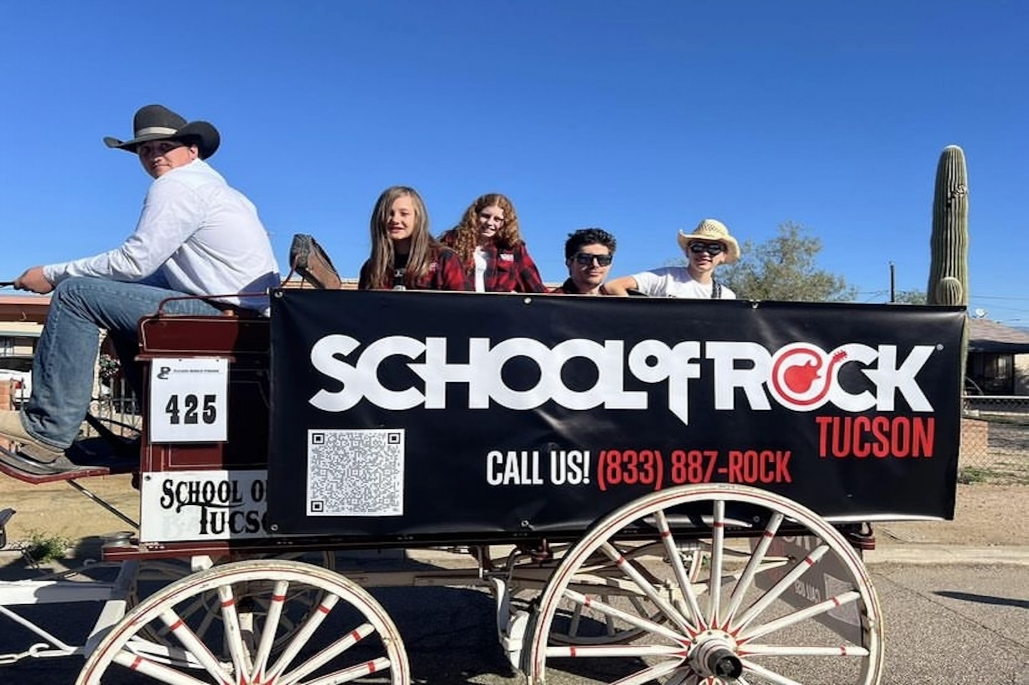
[104,104,220,159]
[677,219,741,264]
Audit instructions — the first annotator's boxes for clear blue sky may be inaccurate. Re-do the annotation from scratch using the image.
[2,2,1026,321]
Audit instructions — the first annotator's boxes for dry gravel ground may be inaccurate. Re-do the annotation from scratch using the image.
[0,476,1026,558]
[877,483,1029,548]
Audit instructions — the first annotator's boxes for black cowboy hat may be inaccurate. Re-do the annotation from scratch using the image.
[103,104,220,159]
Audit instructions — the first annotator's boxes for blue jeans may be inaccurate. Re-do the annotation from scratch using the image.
[21,277,223,448]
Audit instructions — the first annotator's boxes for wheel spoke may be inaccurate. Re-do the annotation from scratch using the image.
[599,541,693,635]
[731,543,830,633]
[723,512,784,626]
[708,499,726,628]
[555,558,668,645]
[739,657,805,685]
[743,644,870,657]
[159,608,234,684]
[122,635,204,668]
[567,601,587,638]
[562,588,686,643]
[111,649,213,685]
[263,592,341,681]
[303,656,394,685]
[664,670,700,685]
[739,590,862,642]
[189,596,219,642]
[547,643,687,659]
[148,592,208,644]
[216,583,252,679]
[655,510,705,626]
[277,622,376,685]
[248,578,289,682]
[607,658,685,685]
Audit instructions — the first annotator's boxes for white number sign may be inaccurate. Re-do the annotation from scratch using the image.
[148,357,229,442]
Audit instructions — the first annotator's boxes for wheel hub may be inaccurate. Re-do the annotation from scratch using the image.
[688,629,743,680]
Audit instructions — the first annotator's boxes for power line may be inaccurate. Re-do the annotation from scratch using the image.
[971,294,1029,302]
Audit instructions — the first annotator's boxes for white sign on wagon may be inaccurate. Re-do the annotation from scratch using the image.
[140,470,271,542]
[148,357,228,442]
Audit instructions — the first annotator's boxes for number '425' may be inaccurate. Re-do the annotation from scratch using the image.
[165,393,217,425]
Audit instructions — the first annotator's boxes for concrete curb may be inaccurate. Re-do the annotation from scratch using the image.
[865,544,1029,566]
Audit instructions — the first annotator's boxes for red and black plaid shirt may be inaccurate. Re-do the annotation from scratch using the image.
[439,234,546,293]
[358,245,472,291]
[549,278,583,294]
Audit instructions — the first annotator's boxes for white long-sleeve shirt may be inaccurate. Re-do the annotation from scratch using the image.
[43,159,280,311]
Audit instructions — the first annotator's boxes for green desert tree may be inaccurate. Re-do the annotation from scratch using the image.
[717,222,856,301]
[892,289,928,305]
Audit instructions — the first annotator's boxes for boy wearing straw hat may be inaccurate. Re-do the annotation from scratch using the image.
[603,219,740,299]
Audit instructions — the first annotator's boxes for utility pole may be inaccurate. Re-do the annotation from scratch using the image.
[889,262,896,303]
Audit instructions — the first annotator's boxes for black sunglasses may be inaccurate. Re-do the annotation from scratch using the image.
[688,241,725,255]
[573,253,613,267]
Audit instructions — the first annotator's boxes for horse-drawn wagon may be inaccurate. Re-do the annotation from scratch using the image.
[1,287,964,684]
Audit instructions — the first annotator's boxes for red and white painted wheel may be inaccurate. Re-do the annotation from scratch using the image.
[78,559,409,685]
[527,484,884,685]
[129,551,336,651]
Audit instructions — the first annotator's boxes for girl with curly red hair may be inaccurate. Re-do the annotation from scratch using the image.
[438,193,545,293]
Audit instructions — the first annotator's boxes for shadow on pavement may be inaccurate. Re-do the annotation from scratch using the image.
[935,589,1029,609]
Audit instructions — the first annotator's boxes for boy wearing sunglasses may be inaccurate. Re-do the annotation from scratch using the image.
[551,228,617,295]
[602,219,740,299]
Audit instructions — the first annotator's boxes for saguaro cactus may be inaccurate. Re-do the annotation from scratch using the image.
[927,145,969,306]
[926,144,969,389]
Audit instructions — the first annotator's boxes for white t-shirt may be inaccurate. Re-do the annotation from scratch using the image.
[632,267,736,299]
[472,246,488,292]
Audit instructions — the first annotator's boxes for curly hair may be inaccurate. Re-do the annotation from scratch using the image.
[564,228,617,259]
[363,186,437,289]
[440,193,524,266]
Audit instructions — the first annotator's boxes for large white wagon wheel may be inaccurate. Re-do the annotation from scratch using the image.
[130,551,336,650]
[526,484,884,685]
[78,559,409,685]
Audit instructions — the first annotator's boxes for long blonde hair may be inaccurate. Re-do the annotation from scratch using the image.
[364,186,436,289]
[443,193,523,266]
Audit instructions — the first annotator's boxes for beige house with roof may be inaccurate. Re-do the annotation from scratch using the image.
[0,295,48,428]
[0,295,47,346]
[966,318,1029,396]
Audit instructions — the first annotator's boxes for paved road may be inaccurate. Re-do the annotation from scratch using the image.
[1,554,1026,684]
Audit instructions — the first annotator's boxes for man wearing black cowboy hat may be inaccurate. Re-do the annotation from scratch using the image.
[0,104,280,475]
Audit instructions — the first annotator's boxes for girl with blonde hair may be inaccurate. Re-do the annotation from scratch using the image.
[359,186,470,291]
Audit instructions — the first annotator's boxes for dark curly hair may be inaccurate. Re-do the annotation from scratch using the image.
[564,228,617,260]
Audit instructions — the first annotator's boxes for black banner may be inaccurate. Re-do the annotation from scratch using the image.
[267,290,963,540]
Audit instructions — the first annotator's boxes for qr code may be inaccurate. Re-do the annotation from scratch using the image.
[306,429,404,516]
